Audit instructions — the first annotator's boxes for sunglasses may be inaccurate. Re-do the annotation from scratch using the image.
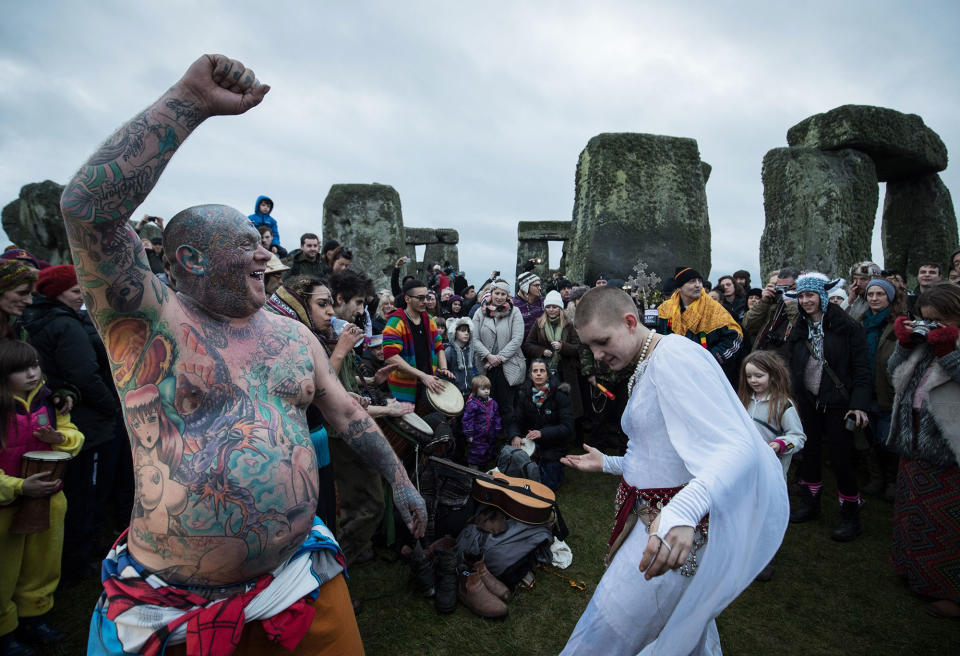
[407,294,429,301]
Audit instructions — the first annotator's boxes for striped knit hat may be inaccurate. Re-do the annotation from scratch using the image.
[787,272,842,312]
[0,259,38,295]
[517,271,540,295]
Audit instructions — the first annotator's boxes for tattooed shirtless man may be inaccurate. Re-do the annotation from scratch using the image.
[63,54,424,655]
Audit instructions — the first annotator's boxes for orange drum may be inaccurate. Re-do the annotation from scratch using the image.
[11,450,71,535]
[426,379,465,417]
[379,413,434,464]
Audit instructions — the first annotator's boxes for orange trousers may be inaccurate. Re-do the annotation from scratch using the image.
[165,573,363,655]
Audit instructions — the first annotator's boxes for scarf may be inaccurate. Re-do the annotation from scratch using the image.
[532,383,550,408]
[657,289,742,344]
[450,340,474,377]
[807,317,824,361]
[544,318,562,370]
[265,286,316,331]
[481,293,514,319]
[862,307,890,375]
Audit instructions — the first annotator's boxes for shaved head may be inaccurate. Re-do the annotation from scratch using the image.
[163,204,271,318]
[574,286,639,330]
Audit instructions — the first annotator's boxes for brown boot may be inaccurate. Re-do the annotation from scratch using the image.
[475,559,510,601]
[458,571,508,619]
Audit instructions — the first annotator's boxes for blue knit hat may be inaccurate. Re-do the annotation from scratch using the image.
[866,278,896,303]
[786,272,841,312]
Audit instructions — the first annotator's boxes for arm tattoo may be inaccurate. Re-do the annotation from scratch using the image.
[334,414,406,488]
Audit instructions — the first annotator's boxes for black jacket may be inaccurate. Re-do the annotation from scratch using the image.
[21,297,120,448]
[509,379,573,462]
[787,302,872,411]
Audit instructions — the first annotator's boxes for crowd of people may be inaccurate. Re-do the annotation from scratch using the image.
[1,54,958,654]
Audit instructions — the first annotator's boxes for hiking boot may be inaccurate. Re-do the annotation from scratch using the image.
[476,559,510,602]
[458,571,508,619]
[400,542,435,597]
[831,500,862,542]
[433,544,458,614]
[789,483,821,523]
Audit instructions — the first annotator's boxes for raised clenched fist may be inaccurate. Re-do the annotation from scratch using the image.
[175,54,270,119]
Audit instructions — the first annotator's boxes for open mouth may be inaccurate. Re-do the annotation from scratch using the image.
[249,270,265,281]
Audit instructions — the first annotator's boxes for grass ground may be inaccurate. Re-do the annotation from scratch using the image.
[48,462,958,655]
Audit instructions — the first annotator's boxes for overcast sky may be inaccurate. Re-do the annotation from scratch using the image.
[2,1,958,287]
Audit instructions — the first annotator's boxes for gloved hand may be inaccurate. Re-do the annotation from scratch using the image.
[893,316,917,348]
[926,324,959,358]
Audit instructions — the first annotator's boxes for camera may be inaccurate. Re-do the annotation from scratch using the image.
[911,319,940,336]
[774,285,790,296]
[844,416,858,432]
[493,270,500,277]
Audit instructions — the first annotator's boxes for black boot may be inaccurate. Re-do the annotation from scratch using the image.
[790,484,821,523]
[433,543,458,614]
[831,499,862,542]
[400,542,435,597]
[861,448,885,497]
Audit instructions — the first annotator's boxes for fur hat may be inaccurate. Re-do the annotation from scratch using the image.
[446,316,472,336]
[568,285,590,303]
[849,261,881,278]
[866,278,896,303]
[674,267,703,288]
[543,290,564,308]
[787,272,842,312]
[0,259,38,295]
[37,264,78,299]
[517,271,540,295]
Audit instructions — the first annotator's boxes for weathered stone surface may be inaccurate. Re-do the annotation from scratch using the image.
[322,183,406,289]
[760,147,878,279]
[404,227,438,244]
[517,220,570,242]
[564,133,711,285]
[882,173,959,287]
[700,161,712,184]
[786,105,947,182]
[515,240,550,280]
[436,228,459,244]
[423,243,459,274]
[1,180,72,265]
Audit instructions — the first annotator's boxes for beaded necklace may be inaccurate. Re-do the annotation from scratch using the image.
[627,332,656,397]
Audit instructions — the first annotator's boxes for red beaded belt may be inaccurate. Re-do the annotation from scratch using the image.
[609,477,710,548]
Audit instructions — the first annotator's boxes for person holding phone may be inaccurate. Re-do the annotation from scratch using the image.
[784,273,872,542]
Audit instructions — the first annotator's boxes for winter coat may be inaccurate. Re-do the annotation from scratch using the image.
[887,341,960,466]
[866,318,897,411]
[282,249,327,280]
[746,397,806,477]
[444,341,478,395]
[1,383,84,504]
[473,305,527,386]
[522,319,583,419]
[509,380,573,463]
[786,302,872,411]
[248,195,280,245]
[513,295,544,338]
[743,296,799,355]
[462,396,501,465]
[21,297,120,449]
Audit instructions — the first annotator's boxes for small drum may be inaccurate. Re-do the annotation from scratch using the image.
[12,450,71,535]
[380,413,435,463]
[519,438,537,459]
[426,379,465,417]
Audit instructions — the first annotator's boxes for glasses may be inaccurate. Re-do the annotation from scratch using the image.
[407,294,429,301]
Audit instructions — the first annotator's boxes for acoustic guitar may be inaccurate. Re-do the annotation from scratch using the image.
[428,456,556,525]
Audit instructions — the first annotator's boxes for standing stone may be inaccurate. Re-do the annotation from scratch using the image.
[564,133,711,286]
[1,180,72,265]
[515,220,570,279]
[424,229,460,275]
[786,105,947,182]
[882,173,958,287]
[322,183,406,290]
[760,147,878,279]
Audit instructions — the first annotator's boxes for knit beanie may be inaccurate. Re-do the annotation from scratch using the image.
[568,285,590,303]
[543,290,564,308]
[0,248,40,269]
[490,280,511,294]
[789,272,841,312]
[37,264,79,298]
[828,287,848,303]
[674,267,703,288]
[866,278,896,303]
[517,271,540,295]
[0,259,38,295]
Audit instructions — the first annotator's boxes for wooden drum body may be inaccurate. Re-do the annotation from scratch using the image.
[379,413,435,464]
[12,450,71,535]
